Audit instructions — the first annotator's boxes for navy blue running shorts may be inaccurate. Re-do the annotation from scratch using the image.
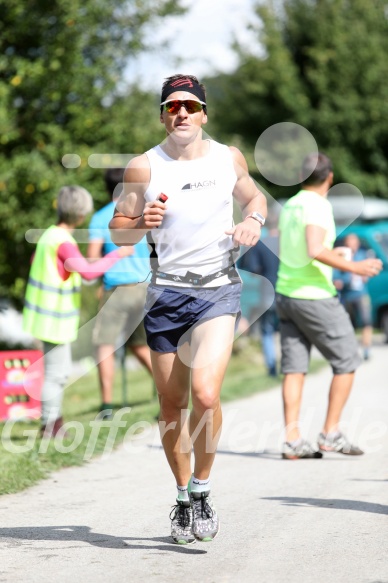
[144,283,242,353]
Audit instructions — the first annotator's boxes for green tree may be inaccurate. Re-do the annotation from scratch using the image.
[207,0,388,197]
[0,0,184,304]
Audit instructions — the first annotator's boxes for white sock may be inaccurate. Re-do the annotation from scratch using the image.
[287,438,302,447]
[176,484,189,502]
[190,475,211,494]
[325,431,341,440]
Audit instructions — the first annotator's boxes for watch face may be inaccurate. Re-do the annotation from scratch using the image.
[252,212,265,225]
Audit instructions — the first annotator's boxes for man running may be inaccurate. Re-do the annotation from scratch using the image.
[109,74,267,544]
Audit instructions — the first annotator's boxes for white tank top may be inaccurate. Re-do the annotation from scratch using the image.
[145,140,239,287]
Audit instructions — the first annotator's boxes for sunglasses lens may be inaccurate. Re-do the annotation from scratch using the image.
[164,100,203,114]
[186,101,203,113]
[164,101,180,113]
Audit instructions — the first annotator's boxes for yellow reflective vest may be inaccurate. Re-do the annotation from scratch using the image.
[23,225,82,343]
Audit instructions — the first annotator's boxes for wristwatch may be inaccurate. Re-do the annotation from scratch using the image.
[245,212,266,226]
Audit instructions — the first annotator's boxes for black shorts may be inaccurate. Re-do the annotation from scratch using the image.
[144,283,242,353]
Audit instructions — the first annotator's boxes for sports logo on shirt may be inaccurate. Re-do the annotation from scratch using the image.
[181,180,216,191]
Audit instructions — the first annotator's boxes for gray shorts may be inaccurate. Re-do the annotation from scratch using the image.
[275,293,361,374]
[92,284,148,347]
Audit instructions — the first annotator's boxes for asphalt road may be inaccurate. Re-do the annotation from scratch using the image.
[0,342,387,583]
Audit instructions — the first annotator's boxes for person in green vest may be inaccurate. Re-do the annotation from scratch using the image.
[23,185,132,438]
[276,153,383,459]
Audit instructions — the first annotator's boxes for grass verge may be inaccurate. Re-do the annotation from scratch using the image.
[0,338,325,495]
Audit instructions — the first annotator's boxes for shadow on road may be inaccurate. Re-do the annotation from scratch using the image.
[262,497,388,515]
[147,444,280,460]
[216,448,280,460]
[0,526,206,554]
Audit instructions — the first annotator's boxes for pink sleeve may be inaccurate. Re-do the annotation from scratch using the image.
[57,242,120,281]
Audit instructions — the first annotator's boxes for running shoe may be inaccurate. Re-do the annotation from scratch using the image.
[169,500,195,545]
[282,439,323,459]
[190,491,219,542]
[318,432,364,455]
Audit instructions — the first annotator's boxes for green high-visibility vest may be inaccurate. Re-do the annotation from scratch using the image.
[23,225,82,343]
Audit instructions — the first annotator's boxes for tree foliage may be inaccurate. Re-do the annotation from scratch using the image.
[0,0,184,304]
[207,0,388,198]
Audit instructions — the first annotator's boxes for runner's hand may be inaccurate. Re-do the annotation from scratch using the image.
[225,219,262,246]
[140,200,167,229]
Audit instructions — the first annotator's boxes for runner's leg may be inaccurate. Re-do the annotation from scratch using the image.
[151,350,192,486]
[188,314,236,479]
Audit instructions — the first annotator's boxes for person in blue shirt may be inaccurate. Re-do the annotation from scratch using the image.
[87,168,153,415]
[333,233,373,360]
[238,210,280,376]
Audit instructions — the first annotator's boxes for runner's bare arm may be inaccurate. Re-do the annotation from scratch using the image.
[109,154,167,245]
[225,146,267,247]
